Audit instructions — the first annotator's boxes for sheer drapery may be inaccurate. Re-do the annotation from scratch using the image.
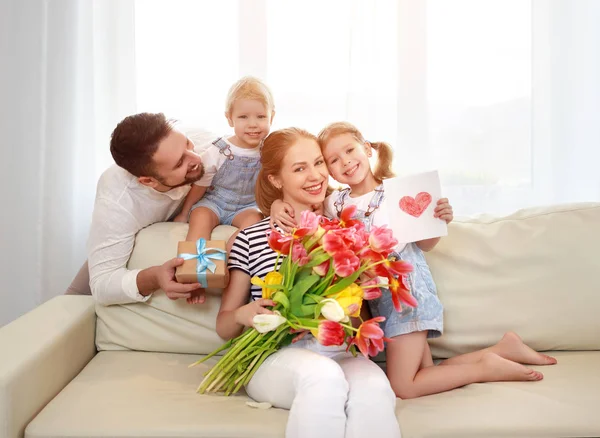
[0,0,136,326]
[136,0,600,215]
[2,0,598,326]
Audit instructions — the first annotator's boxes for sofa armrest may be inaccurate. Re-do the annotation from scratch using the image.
[0,296,96,438]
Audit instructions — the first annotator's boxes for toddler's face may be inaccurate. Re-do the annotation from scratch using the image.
[322,133,372,186]
[227,99,273,148]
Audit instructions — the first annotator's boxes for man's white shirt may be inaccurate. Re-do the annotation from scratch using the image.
[87,128,218,305]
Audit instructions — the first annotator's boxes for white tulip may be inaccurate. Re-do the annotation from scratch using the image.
[252,312,287,333]
[320,299,346,322]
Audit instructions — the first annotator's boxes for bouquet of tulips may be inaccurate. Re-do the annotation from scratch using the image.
[191,205,416,395]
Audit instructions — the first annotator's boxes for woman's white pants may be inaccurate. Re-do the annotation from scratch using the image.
[246,337,401,438]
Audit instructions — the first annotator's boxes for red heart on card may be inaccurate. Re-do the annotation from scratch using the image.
[399,192,432,218]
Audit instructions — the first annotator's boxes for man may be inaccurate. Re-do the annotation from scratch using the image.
[70,112,215,305]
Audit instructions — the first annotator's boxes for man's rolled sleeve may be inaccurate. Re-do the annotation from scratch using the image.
[88,198,150,306]
[121,268,150,303]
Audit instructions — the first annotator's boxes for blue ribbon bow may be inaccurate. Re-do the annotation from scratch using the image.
[178,238,227,287]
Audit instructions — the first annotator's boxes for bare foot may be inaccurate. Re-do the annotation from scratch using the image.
[480,352,543,382]
[186,290,206,305]
[491,332,557,366]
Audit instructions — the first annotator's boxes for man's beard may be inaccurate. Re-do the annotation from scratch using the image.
[157,164,205,189]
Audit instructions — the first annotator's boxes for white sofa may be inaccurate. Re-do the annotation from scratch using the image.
[1,203,599,438]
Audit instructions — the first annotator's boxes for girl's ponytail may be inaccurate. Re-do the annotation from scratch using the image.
[370,141,396,182]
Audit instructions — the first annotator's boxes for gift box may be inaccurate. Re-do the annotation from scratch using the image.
[175,239,229,288]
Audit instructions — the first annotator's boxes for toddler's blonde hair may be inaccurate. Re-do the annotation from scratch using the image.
[225,76,275,116]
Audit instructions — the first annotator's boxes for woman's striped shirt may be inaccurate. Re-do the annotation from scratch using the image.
[228,218,282,301]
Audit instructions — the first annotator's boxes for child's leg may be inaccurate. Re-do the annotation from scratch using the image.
[227,209,263,252]
[246,347,348,438]
[335,354,401,438]
[440,332,557,366]
[226,231,240,253]
[186,207,219,242]
[231,208,263,229]
[386,331,543,399]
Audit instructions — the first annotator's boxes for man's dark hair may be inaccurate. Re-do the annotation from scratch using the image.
[110,112,176,177]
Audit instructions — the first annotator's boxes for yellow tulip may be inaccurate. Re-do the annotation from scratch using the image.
[251,271,284,299]
[329,284,363,318]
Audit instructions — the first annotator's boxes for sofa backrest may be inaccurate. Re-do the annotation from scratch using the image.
[95,203,600,357]
[427,203,600,358]
[95,223,236,354]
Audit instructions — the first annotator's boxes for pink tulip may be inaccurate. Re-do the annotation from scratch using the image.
[352,226,370,252]
[339,205,362,228]
[312,259,330,277]
[362,250,413,279]
[369,226,398,255]
[386,259,413,276]
[348,317,389,358]
[267,229,293,254]
[320,216,341,231]
[296,210,320,237]
[291,241,310,266]
[277,211,320,241]
[337,227,367,254]
[360,250,390,278]
[316,320,345,346]
[388,275,418,311]
[323,232,349,255]
[333,249,360,277]
[323,227,366,256]
[360,277,383,300]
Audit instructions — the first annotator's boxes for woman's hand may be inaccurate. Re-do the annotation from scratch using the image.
[234,299,276,327]
[434,198,453,224]
[269,199,297,232]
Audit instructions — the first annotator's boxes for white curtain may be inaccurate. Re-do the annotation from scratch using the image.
[0,0,136,327]
[135,0,600,215]
[532,0,600,206]
[2,0,599,326]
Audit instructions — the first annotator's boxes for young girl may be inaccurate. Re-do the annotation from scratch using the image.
[174,76,274,243]
[219,128,401,438]
[274,121,557,399]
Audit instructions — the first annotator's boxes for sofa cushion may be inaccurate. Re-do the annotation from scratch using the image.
[25,350,600,437]
[426,203,600,358]
[25,351,288,438]
[396,351,600,437]
[95,222,237,354]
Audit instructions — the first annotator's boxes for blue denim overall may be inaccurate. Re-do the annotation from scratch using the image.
[333,185,444,338]
[191,138,260,225]
[333,186,385,232]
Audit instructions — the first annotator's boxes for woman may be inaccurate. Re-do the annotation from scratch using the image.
[216,127,401,438]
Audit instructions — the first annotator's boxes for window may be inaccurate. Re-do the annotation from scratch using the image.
[135,0,534,214]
